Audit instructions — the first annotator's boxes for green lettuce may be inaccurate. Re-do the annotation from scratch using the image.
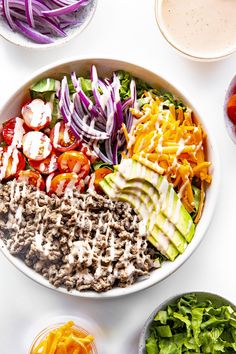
[30,78,60,101]
[146,294,236,353]
[116,70,151,101]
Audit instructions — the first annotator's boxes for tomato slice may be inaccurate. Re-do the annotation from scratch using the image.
[22,99,52,131]
[227,94,236,125]
[22,131,52,161]
[17,170,45,190]
[50,172,84,196]
[0,146,25,180]
[2,117,27,148]
[92,167,113,193]
[58,150,90,178]
[50,121,80,152]
[79,142,98,163]
[29,152,58,175]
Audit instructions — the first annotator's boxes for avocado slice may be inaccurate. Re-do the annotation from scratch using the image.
[116,159,195,242]
[106,174,187,254]
[101,179,178,261]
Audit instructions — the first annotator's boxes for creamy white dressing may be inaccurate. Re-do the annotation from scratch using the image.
[46,173,55,193]
[22,99,52,128]
[63,123,71,144]
[11,148,19,175]
[22,131,52,160]
[173,198,182,224]
[53,122,61,148]
[0,146,13,180]
[12,117,25,148]
[158,0,236,59]
[167,187,175,218]
[186,219,193,234]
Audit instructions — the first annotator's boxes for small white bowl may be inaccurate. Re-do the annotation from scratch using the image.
[0,57,220,298]
[139,291,236,353]
[0,1,97,49]
[224,74,236,144]
[155,0,236,61]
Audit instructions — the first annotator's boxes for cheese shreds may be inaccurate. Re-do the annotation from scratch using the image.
[123,94,211,216]
[31,321,94,354]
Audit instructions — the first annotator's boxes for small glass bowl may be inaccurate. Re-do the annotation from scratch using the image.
[29,322,98,354]
[155,0,236,61]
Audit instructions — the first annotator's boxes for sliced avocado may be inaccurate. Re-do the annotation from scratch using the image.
[107,174,187,254]
[101,179,179,261]
[116,159,195,242]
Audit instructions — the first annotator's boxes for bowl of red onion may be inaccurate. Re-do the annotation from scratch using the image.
[224,74,236,144]
[0,0,97,48]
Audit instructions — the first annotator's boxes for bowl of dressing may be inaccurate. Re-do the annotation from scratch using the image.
[155,0,236,61]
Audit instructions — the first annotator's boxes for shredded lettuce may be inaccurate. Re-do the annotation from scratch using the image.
[92,160,113,172]
[146,294,236,353]
[116,70,151,100]
[30,78,60,101]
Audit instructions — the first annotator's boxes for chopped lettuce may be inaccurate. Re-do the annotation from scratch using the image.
[92,160,113,172]
[191,186,201,219]
[160,92,186,111]
[146,294,236,353]
[30,78,60,101]
[79,77,93,98]
[116,70,151,100]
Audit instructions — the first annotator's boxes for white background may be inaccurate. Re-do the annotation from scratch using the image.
[0,1,236,353]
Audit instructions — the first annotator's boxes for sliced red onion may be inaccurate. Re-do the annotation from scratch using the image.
[58,66,137,165]
[1,0,91,44]
[42,0,89,17]
[93,143,113,165]
[25,0,34,27]
[122,97,133,111]
[14,19,54,44]
[112,140,118,165]
[2,0,16,29]
[111,73,124,130]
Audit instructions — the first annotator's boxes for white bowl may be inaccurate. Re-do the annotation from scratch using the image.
[138,291,236,353]
[0,1,97,49]
[0,58,220,298]
[155,0,236,61]
[224,74,236,144]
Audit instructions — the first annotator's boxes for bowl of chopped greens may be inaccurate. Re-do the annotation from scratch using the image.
[139,292,236,354]
[0,58,219,298]
[0,0,97,48]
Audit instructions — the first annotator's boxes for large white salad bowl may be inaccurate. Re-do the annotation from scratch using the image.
[0,58,220,298]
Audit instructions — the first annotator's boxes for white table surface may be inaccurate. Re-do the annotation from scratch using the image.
[0,1,236,353]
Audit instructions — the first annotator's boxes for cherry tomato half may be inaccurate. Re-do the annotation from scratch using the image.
[80,143,98,163]
[29,152,58,175]
[2,117,27,148]
[227,94,236,125]
[22,131,52,161]
[50,172,84,196]
[22,99,52,131]
[0,146,25,180]
[17,170,45,190]
[93,167,113,193]
[58,150,90,178]
[50,121,80,152]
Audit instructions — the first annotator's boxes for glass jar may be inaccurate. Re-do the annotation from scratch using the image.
[29,322,98,354]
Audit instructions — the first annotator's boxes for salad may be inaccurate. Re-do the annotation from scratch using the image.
[145,294,236,353]
[0,66,211,292]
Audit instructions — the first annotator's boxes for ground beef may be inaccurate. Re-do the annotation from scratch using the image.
[0,181,156,292]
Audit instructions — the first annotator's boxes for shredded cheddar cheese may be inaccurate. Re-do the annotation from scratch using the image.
[123,93,212,221]
[31,321,95,354]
